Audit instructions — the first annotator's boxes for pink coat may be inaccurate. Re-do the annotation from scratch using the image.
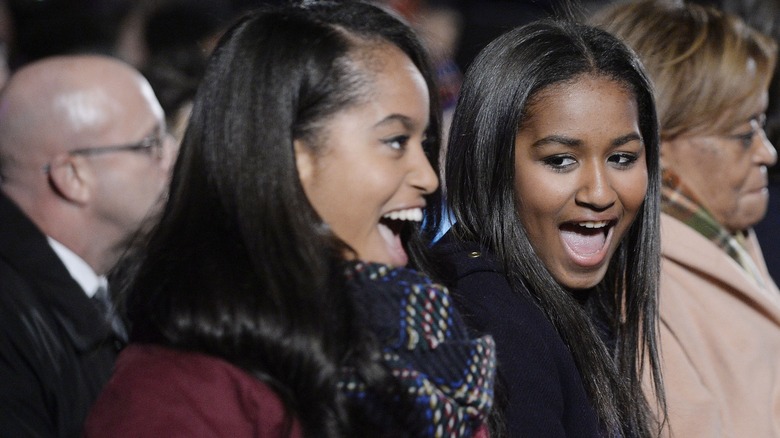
[649,213,780,437]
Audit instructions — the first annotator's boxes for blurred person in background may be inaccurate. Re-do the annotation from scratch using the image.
[690,0,780,281]
[0,55,174,437]
[140,0,236,143]
[5,0,132,68]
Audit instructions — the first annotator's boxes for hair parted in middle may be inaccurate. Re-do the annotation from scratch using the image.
[425,19,664,436]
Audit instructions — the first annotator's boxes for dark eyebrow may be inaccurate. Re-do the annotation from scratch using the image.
[531,135,582,148]
[532,132,642,149]
[611,133,642,147]
[373,114,415,131]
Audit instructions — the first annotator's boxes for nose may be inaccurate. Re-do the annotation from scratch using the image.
[408,143,439,195]
[575,162,617,211]
[753,129,777,167]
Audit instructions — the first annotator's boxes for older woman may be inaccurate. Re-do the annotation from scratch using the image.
[594,1,780,436]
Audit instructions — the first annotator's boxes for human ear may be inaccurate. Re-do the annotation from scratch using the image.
[47,154,92,205]
[293,139,315,188]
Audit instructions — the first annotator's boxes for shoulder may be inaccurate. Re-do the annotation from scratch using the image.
[430,230,504,280]
[0,257,38,320]
[0,195,90,345]
[0,258,64,369]
[429,233,600,436]
[429,236,599,436]
[86,344,302,438]
[660,213,730,263]
[430,231,548,334]
[429,231,575,375]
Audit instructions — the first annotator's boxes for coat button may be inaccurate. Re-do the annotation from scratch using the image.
[468,251,481,258]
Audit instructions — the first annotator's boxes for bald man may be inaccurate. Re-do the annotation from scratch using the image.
[0,55,174,437]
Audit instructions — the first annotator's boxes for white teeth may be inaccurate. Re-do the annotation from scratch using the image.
[578,221,608,229]
[382,208,423,222]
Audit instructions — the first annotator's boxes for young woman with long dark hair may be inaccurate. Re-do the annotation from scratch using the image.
[85,2,495,436]
[426,20,664,437]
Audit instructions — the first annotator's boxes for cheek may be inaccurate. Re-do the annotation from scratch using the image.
[686,142,735,184]
[619,167,649,216]
[514,170,567,235]
[306,173,352,222]
[686,146,748,202]
[146,160,175,198]
[306,164,391,233]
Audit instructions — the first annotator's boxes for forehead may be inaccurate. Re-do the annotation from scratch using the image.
[353,43,427,96]
[69,74,164,145]
[523,75,638,132]
[53,88,118,133]
[332,43,430,126]
[722,90,769,129]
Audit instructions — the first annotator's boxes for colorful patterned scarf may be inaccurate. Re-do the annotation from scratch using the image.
[662,169,766,288]
[340,262,496,437]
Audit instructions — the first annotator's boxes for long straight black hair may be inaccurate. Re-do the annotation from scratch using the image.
[425,20,664,437]
[125,2,441,436]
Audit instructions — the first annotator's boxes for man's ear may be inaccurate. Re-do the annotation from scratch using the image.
[47,154,92,205]
[294,139,315,188]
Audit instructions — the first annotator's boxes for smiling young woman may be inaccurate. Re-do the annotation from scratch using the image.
[83,2,496,437]
[294,42,438,268]
[512,75,648,291]
[425,20,664,437]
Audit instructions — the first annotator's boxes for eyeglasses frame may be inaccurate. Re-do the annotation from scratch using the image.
[42,125,168,174]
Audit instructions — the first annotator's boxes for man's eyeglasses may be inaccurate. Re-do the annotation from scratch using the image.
[68,127,167,160]
[43,126,168,174]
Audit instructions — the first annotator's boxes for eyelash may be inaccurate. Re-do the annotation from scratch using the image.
[542,153,638,171]
[608,153,638,168]
[730,114,766,148]
[542,155,577,172]
[732,131,756,148]
[383,135,410,151]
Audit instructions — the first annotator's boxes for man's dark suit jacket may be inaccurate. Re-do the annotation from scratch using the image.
[0,191,122,437]
[431,230,602,437]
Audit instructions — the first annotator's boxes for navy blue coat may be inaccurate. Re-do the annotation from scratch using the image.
[431,230,602,437]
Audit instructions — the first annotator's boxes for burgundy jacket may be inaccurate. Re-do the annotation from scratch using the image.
[85,344,302,437]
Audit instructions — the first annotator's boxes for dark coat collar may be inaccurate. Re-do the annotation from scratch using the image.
[0,191,112,350]
[432,229,504,279]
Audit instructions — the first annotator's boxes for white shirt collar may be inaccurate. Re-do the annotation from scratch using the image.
[47,237,106,298]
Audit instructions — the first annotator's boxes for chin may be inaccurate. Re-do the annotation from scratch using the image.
[557,269,608,292]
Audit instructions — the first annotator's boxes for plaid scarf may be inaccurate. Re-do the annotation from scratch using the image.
[662,169,766,288]
[340,262,496,437]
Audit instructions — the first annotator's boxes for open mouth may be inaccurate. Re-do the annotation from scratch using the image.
[377,207,423,266]
[559,220,614,260]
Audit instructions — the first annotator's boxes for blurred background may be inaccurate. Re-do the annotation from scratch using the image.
[1,0,777,273]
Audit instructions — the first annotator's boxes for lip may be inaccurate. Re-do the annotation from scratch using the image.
[741,183,770,200]
[747,171,769,192]
[376,203,426,267]
[381,203,427,217]
[559,218,616,268]
[746,185,769,195]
